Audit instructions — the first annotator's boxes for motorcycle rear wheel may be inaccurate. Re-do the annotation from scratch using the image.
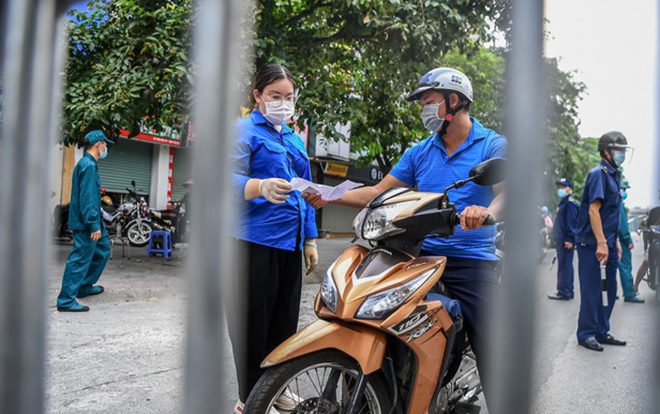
[244,351,392,414]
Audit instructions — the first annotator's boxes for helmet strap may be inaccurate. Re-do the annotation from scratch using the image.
[604,147,619,169]
[437,92,468,139]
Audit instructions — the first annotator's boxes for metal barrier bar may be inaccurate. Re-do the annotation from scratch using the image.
[0,0,71,413]
[486,1,545,413]
[184,0,250,412]
[653,6,660,413]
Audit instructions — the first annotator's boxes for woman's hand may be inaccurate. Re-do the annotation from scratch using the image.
[302,192,329,209]
[259,178,292,204]
[304,240,318,275]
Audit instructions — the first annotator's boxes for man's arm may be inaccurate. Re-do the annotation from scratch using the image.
[588,199,608,262]
[304,174,410,209]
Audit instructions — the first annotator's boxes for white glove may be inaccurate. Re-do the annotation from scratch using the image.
[259,178,292,204]
[304,241,318,275]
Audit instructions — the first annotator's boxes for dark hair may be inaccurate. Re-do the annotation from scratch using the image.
[254,63,296,94]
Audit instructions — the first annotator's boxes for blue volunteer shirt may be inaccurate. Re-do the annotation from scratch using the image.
[576,160,622,248]
[232,110,318,251]
[390,117,507,261]
[553,194,579,245]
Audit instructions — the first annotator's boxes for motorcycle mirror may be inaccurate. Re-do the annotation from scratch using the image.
[469,157,506,186]
[131,180,136,187]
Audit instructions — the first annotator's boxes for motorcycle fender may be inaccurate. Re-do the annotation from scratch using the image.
[261,320,387,375]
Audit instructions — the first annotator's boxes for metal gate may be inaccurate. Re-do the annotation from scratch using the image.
[1,1,658,414]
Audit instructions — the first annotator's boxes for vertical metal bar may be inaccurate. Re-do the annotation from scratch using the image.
[653,6,660,413]
[185,0,251,412]
[0,0,68,413]
[486,1,545,413]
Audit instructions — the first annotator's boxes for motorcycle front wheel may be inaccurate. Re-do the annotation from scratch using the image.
[125,220,153,247]
[244,351,392,414]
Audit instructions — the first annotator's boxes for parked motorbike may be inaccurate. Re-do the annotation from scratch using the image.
[148,194,190,245]
[123,180,153,247]
[244,158,505,414]
[53,202,72,239]
[642,206,660,301]
[53,188,113,239]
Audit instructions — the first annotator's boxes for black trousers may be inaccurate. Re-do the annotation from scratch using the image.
[227,240,303,402]
[421,254,499,399]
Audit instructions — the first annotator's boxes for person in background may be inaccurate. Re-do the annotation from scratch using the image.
[548,178,579,300]
[618,179,643,303]
[56,130,113,312]
[541,206,554,229]
[228,63,318,414]
[575,131,631,351]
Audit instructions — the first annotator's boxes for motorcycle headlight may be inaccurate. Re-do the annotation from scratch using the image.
[320,263,338,313]
[356,201,416,241]
[355,267,437,320]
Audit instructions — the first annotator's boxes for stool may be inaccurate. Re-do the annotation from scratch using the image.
[109,236,131,260]
[148,231,172,258]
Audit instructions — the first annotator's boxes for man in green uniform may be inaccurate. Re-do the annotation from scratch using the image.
[618,179,643,303]
[57,130,113,312]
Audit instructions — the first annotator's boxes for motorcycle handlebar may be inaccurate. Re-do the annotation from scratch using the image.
[451,212,497,227]
[483,215,496,226]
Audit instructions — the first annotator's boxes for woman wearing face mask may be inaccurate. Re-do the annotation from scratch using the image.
[228,63,318,413]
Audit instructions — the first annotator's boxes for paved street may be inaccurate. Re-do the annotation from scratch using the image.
[46,234,658,413]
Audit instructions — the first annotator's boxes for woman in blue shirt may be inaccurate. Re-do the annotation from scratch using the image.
[229,63,318,412]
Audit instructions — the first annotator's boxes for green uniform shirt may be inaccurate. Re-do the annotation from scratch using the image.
[68,152,102,232]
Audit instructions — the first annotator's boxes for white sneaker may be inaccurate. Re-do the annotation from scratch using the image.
[274,389,303,411]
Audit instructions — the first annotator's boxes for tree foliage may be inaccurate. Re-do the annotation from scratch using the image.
[250,0,510,173]
[62,0,193,145]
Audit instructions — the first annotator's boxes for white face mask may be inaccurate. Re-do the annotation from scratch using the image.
[261,99,295,125]
[421,101,445,133]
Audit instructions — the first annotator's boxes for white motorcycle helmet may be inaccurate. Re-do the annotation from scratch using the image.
[408,67,473,136]
[407,67,473,103]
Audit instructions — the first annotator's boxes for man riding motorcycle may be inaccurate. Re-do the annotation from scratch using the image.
[304,67,506,402]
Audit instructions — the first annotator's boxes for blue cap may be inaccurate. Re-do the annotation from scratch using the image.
[556,178,573,188]
[84,130,114,146]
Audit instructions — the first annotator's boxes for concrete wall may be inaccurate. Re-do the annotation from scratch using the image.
[149,145,171,210]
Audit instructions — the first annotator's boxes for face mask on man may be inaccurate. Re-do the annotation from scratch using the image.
[261,98,295,125]
[620,190,628,200]
[557,188,567,198]
[98,143,108,159]
[421,101,445,133]
[612,150,626,167]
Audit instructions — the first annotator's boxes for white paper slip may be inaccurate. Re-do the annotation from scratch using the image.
[290,178,363,201]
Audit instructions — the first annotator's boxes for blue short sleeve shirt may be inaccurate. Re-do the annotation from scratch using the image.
[231,110,318,251]
[576,160,622,248]
[390,118,507,261]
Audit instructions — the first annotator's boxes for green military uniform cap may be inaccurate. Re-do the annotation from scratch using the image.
[84,130,115,145]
